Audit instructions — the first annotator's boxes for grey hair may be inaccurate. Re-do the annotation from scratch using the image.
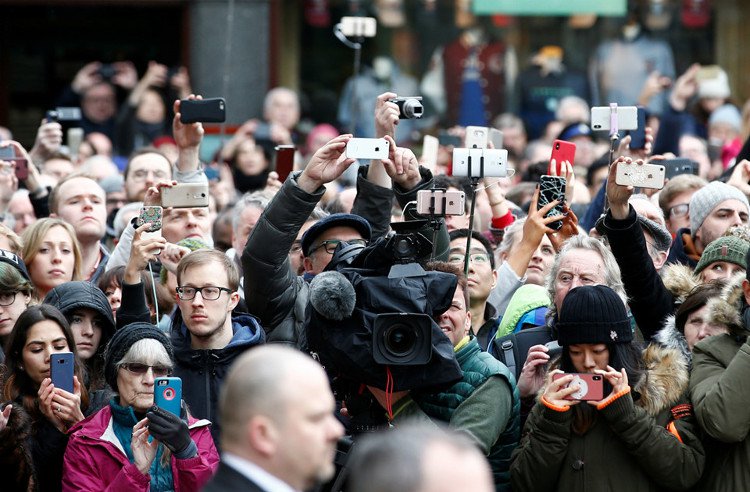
[114,202,144,237]
[117,338,173,368]
[347,424,484,492]
[555,96,590,124]
[232,191,271,233]
[263,87,300,114]
[629,193,665,222]
[308,206,329,222]
[545,235,627,320]
[497,218,525,261]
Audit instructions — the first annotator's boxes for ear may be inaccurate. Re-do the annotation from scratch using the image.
[491,268,498,289]
[464,310,472,334]
[303,256,314,274]
[228,291,240,312]
[742,279,750,306]
[248,415,278,458]
[50,213,58,219]
[653,250,669,271]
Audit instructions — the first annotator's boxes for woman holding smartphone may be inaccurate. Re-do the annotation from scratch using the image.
[63,322,218,491]
[510,285,704,491]
[0,304,88,491]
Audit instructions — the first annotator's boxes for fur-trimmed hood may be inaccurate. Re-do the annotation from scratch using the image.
[653,315,692,368]
[707,272,748,337]
[539,344,689,416]
[661,263,700,303]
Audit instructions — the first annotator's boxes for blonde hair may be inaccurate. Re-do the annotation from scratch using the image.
[0,223,22,253]
[21,218,83,294]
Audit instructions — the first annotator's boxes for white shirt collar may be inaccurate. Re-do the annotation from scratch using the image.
[222,452,299,492]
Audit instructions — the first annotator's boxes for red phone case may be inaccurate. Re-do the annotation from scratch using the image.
[553,373,604,401]
[274,145,296,183]
[550,140,576,174]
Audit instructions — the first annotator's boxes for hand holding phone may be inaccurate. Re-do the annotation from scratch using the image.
[51,353,75,394]
[346,138,390,160]
[552,372,604,401]
[550,140,576,173]
[537,175,566,230]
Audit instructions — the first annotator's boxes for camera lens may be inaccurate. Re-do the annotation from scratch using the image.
[402,99,424,119]
[384,323,417,356]
[593,375,601,380]
[555,143,560,149]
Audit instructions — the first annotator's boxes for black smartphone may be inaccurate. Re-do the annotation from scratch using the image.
[438,131,462,147]
[627,106,647,150]
[538,175,566,230]
[179,98,226,124]
[273,145,296,182]
[663,158,699,180]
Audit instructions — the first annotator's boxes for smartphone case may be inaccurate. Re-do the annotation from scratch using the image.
[465,126,489,149]
[663,159,699,180]
[538,175,566,230]
[591,106,638,132]
[615,161,666,190]
[154,377,182,417]
[627,107,647,150]
[345,138,389,160]
[273,145,296,182]
[452,148,508,178]
[179,98,226,124]
[137,206,163,232]
[550,140,576,172]
[51,352,74,394]
[553,373,604,401]
[161,183,209,208]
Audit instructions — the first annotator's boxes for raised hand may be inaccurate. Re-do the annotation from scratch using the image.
[542,370,581,408]
[374,92,399,139]
[173,96,205,149]
[517,344,552,398]
[380,135,421,190]
[588,366,629,407]
[297,134,356,193]
[132,418,158,475]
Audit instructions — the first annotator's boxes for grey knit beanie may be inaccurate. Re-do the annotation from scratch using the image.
[689,182,749,238]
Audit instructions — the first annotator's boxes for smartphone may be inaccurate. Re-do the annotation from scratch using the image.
[161,182,210,208]
[627,107,647,150]
[615,161,666,190]
[45,107,82,123]
[0,147,13,159]
[137,206,163,249]
[438,131,462,147]
[416,189,466,216]
[538,175,566,231]
[154,377,182,417]
[422,135,439,172]
[695,65,722,82]
[590,106,639,132]
[67,128,84,157]
[254,122,271,141]
[346,137,389,160]
[452,148,508,178]
[50,352,74,394]
[550,140,576,173]
[489,128,503,150]
[552,373,604,401]
[179,98,226,124]
[663,158,699,180]
[273,145,296,182]
[340,16,377,37]
[465,126,489,149]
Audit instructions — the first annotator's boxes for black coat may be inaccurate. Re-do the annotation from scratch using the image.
[201,462,264,492]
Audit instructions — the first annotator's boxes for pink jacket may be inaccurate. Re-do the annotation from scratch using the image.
[62,405,219,492]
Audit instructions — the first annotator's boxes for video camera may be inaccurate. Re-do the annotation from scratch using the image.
[306,220,462,393]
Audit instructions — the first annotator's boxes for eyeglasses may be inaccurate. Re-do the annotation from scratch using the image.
[668,203,689,218]
[0,292,19,306]
[130,169,170,182]
[120,363,172,377]
[176,286,232,301]
[308,238,368,255]
[447,253,491,264]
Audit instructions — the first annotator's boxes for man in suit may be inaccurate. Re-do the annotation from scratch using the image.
[203,345,344,491]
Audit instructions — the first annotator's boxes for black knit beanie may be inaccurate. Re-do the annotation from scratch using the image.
[556,285,632,346]
[104,322,174,392]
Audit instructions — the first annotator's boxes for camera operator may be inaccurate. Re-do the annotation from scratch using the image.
[366,261,520,492]
[242,132,441,347]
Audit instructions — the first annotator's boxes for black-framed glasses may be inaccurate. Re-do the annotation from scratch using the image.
[0,291,18,306]
[176,286,232,301]
[309,238,368,255]
[120,363,172,377]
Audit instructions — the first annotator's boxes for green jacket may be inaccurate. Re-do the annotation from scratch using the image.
[511,344,704,492]
[688,271,750,492]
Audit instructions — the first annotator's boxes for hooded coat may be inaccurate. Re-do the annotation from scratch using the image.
[170,310,264,443]
[511,344,705,492]
[690,272,750,491]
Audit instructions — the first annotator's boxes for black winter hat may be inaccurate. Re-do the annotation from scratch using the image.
[557,285,632,346]
[44,281,116,340]
[104,323,174,392]
[0,249,31,281]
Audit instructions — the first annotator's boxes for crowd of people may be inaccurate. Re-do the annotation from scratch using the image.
[0,29,750,492]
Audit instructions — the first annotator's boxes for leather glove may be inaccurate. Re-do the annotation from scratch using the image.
[146,406,192,454]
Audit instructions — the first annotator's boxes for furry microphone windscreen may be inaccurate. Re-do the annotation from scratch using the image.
[309,271,357,321]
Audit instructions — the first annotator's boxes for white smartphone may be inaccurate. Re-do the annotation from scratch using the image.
[615,161,666,189]
[489,128,503,149]
[591,106,639,132]
[416,189,466,216]
[339,16,377,37]
[465,126,489,149]
[346,137,389,160]
[452,148,508,178]
[421,135,439,172]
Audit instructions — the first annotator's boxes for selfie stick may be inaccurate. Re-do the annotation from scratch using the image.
[605,103,620,210]
[463,154,482,276]
[334,24,365,135]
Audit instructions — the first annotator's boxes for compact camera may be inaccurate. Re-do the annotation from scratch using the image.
[390,96,424,119]
[45,107,82,123]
